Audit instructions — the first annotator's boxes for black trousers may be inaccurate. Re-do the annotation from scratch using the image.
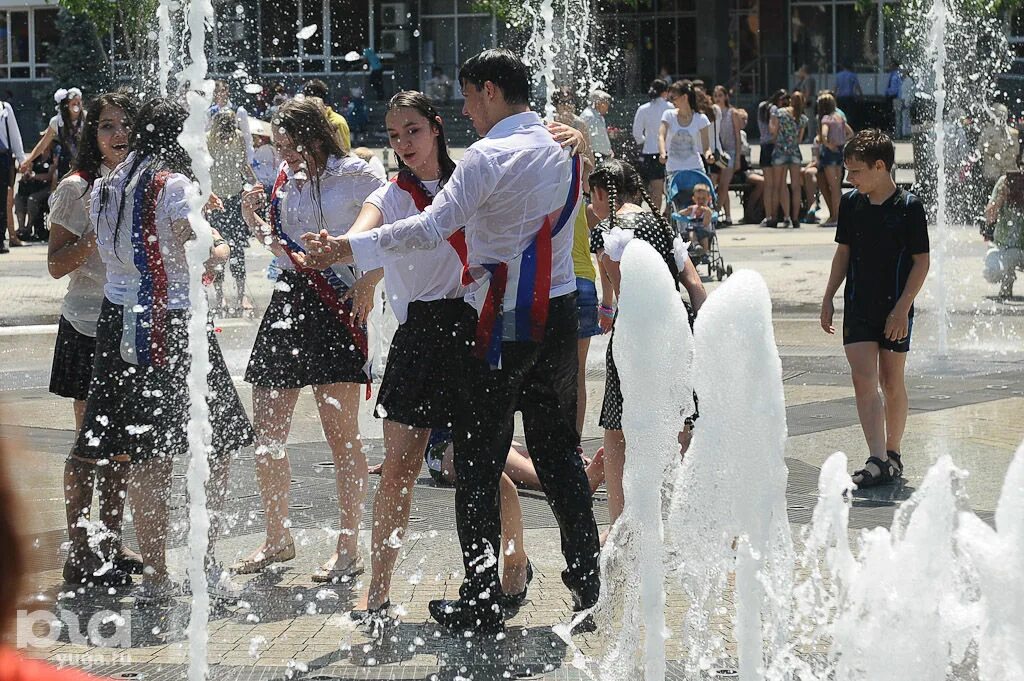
[453,293,601,608]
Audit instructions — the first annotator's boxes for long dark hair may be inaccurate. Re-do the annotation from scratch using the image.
[73,92,138,185]
[668,80,698,114]
[648,79,668,100]
[1003,171,1024,209]
[759,88,788,126]
[589,159,672,238]
[57,95,84,149]
[386,90,456,184]
[103,97,194,257]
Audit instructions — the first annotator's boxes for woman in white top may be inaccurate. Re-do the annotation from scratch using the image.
[238,98,384,581]
[658,80,712,191]
[47,93,140,588]
[79,98,254,602]
[632,79,673,210]
[303,91,535,628]
[21,87,85,179]
[712,85,744,225]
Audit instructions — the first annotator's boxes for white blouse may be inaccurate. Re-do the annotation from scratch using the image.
[273,154,383,288]
[49,166,111,337]
[90,152,194,310]
[364,178,465,324]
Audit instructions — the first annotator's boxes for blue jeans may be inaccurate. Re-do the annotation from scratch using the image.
[576,277,601,338]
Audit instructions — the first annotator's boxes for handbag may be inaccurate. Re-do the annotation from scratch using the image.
[711,117,731,170]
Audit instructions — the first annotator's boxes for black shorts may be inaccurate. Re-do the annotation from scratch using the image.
[244,270,369,388]
[49,316,97,401]
[843,312,913,353]
[375,299,475,429]
[73,299,254,463]
[759,143,775,168]
[638,153,666,182]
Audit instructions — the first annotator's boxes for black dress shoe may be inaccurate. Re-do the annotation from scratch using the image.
[428,598,505,635]
[498,559,533,609]
[114,553,145,575]
[562,572,599,633]
[62,559,133,589]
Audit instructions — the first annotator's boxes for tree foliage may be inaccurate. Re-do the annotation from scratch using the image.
[47,8,111,96]
[59,0,159,85]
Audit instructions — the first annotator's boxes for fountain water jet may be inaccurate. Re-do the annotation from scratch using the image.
[176,0,216,678]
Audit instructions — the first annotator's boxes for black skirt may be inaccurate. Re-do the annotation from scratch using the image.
[49,316,97,401]
[244,269,369,389]
[72,299,254,463]
[375,299,474,429]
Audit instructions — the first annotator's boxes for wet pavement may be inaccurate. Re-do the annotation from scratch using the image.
[1,181,1021,679]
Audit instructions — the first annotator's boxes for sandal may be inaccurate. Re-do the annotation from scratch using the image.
[887,451,904,478]
[349,600,397,638]
[852,456,898,489]
[312,554,364,583]
[230,541,296,574]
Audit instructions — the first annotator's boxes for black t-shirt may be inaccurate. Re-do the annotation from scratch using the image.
[836,187,929,322]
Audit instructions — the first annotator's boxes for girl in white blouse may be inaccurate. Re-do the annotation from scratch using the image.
[47,92,140,588]
[238,98,384,581]
[79,98,254,603]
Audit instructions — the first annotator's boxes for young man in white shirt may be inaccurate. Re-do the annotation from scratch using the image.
[302,48,601,636]
[581,89,614,161]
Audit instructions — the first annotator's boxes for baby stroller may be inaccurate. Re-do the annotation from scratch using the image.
[667,169,733,281]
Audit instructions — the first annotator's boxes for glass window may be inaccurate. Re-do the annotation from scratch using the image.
[836,3,878,71]
[456,16,492,66]
[423,0,454,14]
[34,8,58,65]
[330,0,368,60]
[791,4,832,77]
[420,16,456,77]
[0,13,9,66]
[300,0,324,55]
[10,11,28,63]
[262,0,298,58]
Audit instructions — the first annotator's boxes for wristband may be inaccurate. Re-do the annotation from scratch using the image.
[599,304,616,319]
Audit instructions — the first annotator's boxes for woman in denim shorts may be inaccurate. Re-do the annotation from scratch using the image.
[770,90,808,228]
[817,92,850,227]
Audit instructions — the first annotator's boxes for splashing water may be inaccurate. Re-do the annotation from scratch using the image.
[595,239,694,680]
[156,0,172,97]
[926,0,950,355]
[177,0,216,678]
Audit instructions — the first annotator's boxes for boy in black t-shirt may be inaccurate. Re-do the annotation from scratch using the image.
[820,129,930,488]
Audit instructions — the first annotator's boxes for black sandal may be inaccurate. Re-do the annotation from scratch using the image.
[887,451,904,478]
[852,456,898,488]
[349,600,397,638]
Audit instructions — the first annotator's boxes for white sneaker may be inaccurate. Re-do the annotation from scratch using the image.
[207,564,244,602]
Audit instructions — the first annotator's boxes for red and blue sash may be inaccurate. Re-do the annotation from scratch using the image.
[268,169,370,386]
[126,167,171,367]
[473,154,582,368]
[393,169,470,281]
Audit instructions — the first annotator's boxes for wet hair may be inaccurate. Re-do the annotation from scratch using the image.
[759,88,788,126]
[589,159,673,238]
[551,86,578,112]
[668,80,698,113]
[273,96,346,163]
[386,90,457,183]
[789,90,805,120]
[713,85,731,109]
[844,128,895,171]
[0,422,24,636]
[648,79,668,99]
[459,48,531,106]
[272,97,348,234]
[817,92,837,117]
[302,78,330,101]
[102,98,195,259]
[1001,171,1024,209]
[73,92,137,183]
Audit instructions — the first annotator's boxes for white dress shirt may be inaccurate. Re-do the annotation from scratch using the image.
[350,111,579,310]
[363,178,465,325]
[632,98,672,154]
[274,154,383,287]
[0,102,26,163]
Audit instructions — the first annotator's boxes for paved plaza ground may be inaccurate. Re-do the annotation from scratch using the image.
[1,158,1022,679]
